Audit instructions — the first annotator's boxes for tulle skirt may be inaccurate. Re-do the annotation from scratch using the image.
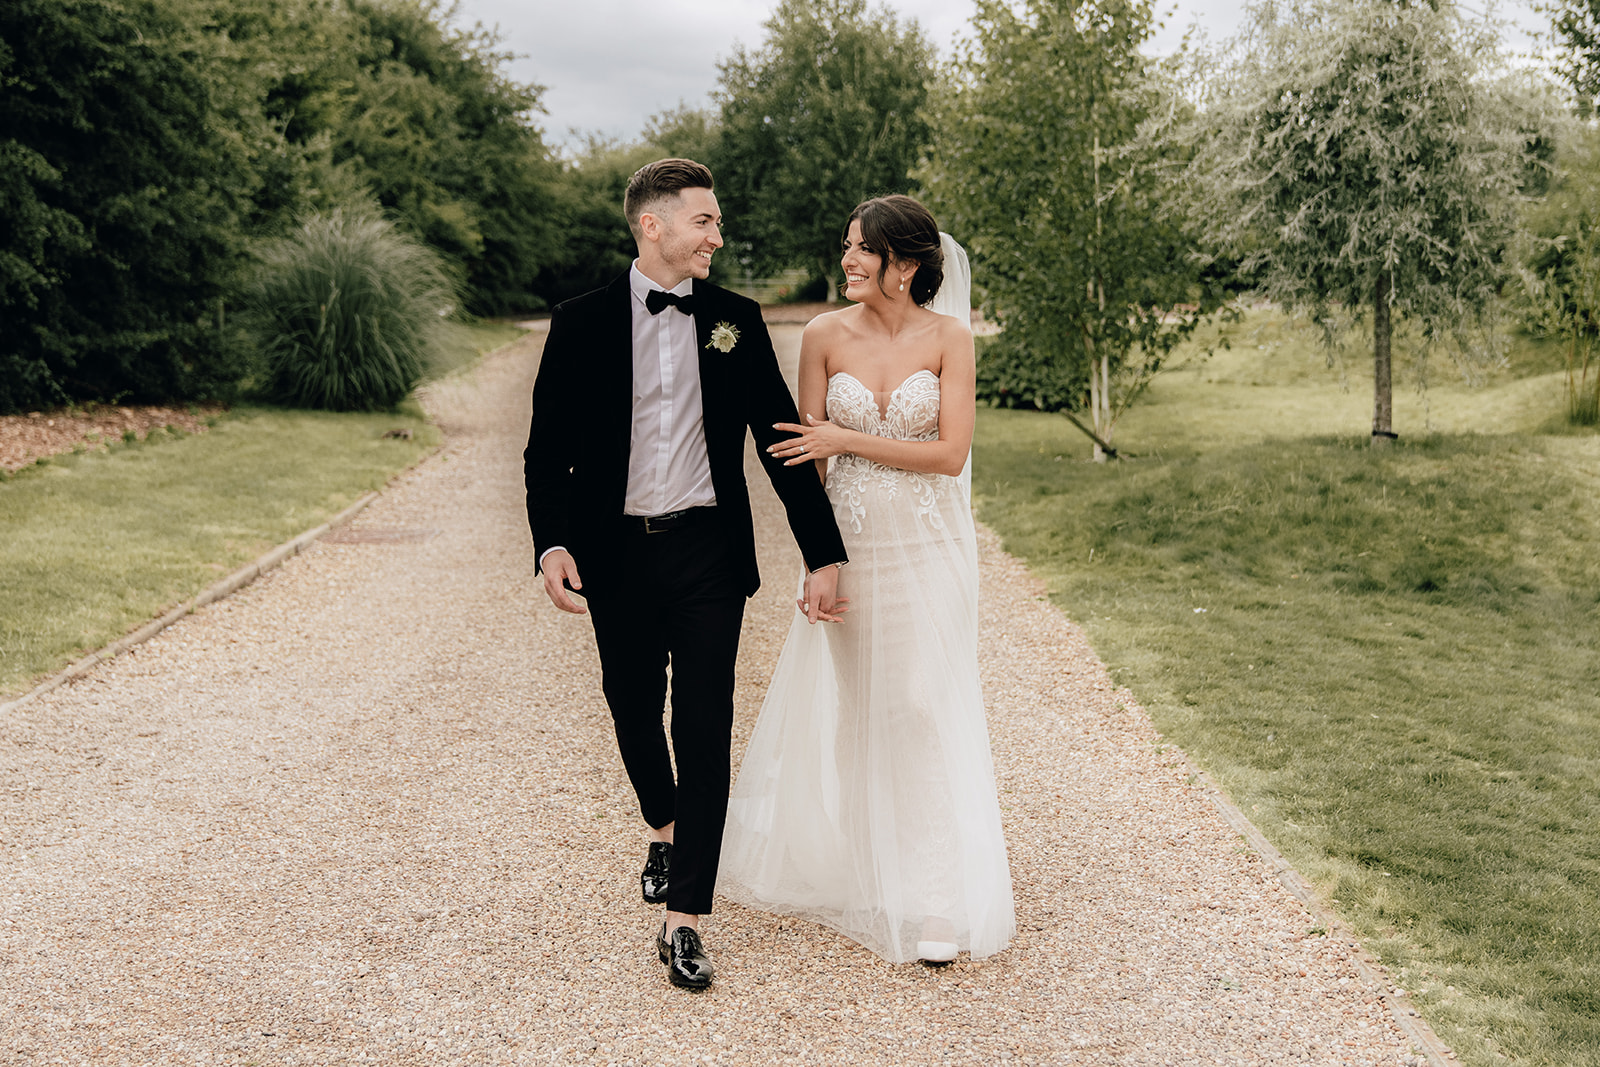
[718,459,1015,962]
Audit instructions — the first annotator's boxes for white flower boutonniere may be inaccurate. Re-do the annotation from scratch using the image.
[706,321,741,353]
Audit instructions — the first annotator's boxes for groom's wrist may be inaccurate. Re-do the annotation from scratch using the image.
[809,561,845,574]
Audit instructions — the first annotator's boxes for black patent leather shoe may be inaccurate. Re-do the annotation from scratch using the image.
[641,841,671,905]
[656,922,714,990]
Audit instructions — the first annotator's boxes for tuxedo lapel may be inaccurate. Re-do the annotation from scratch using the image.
[691,282,730,453]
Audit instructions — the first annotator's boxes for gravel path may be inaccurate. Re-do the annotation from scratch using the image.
[2,328,1424,1065]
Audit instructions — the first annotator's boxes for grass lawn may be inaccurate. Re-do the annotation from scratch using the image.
[973,309,1600,1066]
[0,322,524,699]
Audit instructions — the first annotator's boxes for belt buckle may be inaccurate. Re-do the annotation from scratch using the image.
[643,510,682,534]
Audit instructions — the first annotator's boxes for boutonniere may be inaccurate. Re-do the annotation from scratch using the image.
[706,322,740,353]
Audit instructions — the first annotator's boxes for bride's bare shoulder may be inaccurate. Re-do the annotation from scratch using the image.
[930,307,973,341]
[801,305,860,342]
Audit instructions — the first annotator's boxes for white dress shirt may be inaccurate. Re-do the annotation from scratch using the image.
[624,263,717,516]
[538,265,717,570]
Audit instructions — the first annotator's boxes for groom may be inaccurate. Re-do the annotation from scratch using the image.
[524,158,848,990]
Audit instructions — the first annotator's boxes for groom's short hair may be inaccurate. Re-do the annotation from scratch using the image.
[625,158,715,239]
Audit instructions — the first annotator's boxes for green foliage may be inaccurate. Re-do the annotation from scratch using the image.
[714,0,934,286]
[1174,0,1540,436]
[1548,0,1600,115]
[642,104,723,165]
[248,210,456,411]
[918,0,1224,450]
[200,0,564,316]
[0,0,261,413]
[1518,128,1600,423]
[0,0,561,417]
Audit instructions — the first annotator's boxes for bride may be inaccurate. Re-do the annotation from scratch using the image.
[718,194,1015,964]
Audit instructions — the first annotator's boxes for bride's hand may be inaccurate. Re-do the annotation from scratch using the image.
[770,414,851,465]
[799,566,850,624]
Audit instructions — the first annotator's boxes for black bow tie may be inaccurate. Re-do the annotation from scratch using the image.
[646,288,696,316]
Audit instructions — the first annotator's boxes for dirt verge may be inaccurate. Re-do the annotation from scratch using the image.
[0,404,223,472]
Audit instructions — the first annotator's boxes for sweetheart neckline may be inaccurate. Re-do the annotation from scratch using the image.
[828,369,938,420]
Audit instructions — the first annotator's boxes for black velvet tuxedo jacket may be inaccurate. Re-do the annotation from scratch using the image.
[524,273,847,598]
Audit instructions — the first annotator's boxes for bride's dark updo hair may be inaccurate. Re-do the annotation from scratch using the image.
[846,195,943,306]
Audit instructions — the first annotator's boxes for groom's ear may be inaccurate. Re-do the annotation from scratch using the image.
[636,210,661,247]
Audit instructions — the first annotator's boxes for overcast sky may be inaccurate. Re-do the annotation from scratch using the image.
[452,0,1549,151]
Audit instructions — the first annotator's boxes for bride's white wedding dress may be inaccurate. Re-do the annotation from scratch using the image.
[718,322,1016,962]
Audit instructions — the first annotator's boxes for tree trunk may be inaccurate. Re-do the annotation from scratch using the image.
[1086,330,1106,463]
[821,259,839,304]
[1372,273,1395,447]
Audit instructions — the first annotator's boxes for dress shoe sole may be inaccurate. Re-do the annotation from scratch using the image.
[916,940,960,964]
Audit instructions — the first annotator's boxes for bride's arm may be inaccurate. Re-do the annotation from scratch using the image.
[794,321,831,483]
[772,322,975,478]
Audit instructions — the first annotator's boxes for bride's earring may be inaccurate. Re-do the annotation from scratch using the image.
[898,278,906,292]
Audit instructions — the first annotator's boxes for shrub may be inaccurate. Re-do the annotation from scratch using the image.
[973,334,1084,412]
[1518,129,1600,425]
[247,210,456,411]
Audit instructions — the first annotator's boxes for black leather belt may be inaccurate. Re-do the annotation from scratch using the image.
[624,506,714,534]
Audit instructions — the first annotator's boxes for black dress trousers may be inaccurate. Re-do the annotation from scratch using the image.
[583,508,746,917]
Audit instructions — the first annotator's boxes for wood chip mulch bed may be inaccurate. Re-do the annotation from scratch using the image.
[0,404,222,473]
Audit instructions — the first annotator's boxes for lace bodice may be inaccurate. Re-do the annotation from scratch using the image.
[825,369,950,535]
[825,369,941,441]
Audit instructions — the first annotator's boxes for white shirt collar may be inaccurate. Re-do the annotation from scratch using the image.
[629,261,694,306]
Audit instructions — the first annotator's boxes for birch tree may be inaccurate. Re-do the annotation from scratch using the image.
[918,0,1220,459]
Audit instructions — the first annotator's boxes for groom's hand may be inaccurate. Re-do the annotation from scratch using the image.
[541,549,588,615]
[801,564,848,624]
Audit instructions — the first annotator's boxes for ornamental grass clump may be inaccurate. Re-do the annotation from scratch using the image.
[249,211,456,411]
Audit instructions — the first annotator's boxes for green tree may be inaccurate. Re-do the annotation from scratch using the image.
[1175,0,1536,445]
[199,0,563,314]
[1547,0,1600,115]
[642,104,722,165]
[714,0,934,297]
[0,0,260,413]
[919,0,1221,458]
[1519,128,1600,422]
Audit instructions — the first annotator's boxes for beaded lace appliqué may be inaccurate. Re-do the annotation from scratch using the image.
[825,370,951,535]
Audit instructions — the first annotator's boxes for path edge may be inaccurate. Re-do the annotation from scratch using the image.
[1179,751,1458,1065]
[1,483,397,718]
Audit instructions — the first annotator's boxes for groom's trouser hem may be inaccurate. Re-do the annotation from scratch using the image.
[586,517,744,917]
